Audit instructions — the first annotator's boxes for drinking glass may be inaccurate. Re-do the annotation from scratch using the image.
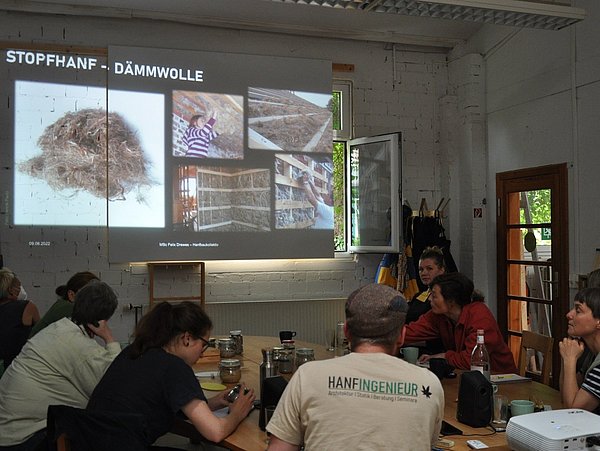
[265,405,277,425]
[492,394,509,430]
[264,405,277,445]
[325,329,335,351]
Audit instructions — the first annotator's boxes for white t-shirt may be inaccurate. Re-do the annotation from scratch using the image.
[267,352,444,450]
[313,201,333,229]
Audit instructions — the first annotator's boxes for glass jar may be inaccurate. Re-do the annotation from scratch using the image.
[229,329,244,355]
[272,345,284,374]
[296,348,315,368]
[277,348,294,374]
[217,338,236,358]
[282,340,295,354]
[219,359,242,384]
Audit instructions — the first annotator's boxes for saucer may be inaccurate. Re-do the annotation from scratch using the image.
[201,382,227,391]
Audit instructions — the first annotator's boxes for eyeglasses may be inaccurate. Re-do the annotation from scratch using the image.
[198,336,210,352]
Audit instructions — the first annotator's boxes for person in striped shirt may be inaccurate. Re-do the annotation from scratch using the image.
[183,111,219,158]
[560,287,600,413]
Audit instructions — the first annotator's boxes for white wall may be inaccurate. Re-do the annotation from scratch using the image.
[449,0,600,309]
[0,11,453,342]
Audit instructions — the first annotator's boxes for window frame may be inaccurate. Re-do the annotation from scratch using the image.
[333,80,352,141]
[346,133,402,254]
[331,81,402,255]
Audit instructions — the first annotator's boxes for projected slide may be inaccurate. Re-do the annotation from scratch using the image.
[2,46,333,262]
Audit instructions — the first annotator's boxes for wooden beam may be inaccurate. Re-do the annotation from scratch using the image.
[333,63,354,73]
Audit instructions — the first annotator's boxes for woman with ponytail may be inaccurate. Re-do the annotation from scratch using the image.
[30,271,98,338]
[87,301,255,447]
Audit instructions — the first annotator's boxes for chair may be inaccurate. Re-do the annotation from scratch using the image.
[56,433,70,451]
[47,405,148,451]
[518,330,554,385]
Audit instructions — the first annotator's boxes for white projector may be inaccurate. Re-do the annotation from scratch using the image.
[507,409,600,451]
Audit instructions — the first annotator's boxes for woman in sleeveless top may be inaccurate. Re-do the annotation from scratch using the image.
[0,268,39,371]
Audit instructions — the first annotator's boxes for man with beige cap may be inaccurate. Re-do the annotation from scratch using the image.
[267,283,444,451]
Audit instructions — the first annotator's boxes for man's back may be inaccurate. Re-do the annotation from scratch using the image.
[267,352,444,450]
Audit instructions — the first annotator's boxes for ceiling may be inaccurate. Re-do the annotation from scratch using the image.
[0,0,585,49]
[0,0,484,49]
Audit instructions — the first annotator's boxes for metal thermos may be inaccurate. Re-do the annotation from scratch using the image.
[260,348,277,383]
[259,348,277,430]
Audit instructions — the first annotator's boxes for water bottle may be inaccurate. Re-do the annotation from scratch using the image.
[470,329,490,380]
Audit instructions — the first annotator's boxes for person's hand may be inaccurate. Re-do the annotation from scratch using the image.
[559,337,584,363]
[87,320,115,344]
[211,110,218,121]
[417,353,432,364]
[209,388,233,411]
[228,383,255,419]
[417,352,445,364]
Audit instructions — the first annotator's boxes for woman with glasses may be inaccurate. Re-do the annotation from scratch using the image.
[87,301,255,447]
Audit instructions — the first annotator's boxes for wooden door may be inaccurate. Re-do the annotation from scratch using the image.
[496,164,568,388]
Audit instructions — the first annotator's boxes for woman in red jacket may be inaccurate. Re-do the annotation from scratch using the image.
[404,272,517,373]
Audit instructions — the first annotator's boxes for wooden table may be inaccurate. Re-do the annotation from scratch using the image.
[438,373,562,450]
[189,336,563,451]
[191,336,333,451]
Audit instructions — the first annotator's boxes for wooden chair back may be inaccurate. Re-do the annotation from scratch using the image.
[56,433,71,451]
[518,330,554,385]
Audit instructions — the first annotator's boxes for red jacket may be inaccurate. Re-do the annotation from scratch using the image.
[404,300,518,373]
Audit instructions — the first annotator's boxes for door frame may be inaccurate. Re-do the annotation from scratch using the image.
[496,163,568,388]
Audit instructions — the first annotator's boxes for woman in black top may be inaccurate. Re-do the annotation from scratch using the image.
[88,301,255,447]
[405,247,446,356]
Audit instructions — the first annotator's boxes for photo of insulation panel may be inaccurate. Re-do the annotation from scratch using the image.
[248,88,332,153]
[173,165,270,232]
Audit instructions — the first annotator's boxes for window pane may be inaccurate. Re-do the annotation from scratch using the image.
[332,91,341,131]
[506,228,552,262]
[333,141,346,251]
[508,297,553,336]
[515,189,552,225]
[349,139,392,247]
[507,263,554,301]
